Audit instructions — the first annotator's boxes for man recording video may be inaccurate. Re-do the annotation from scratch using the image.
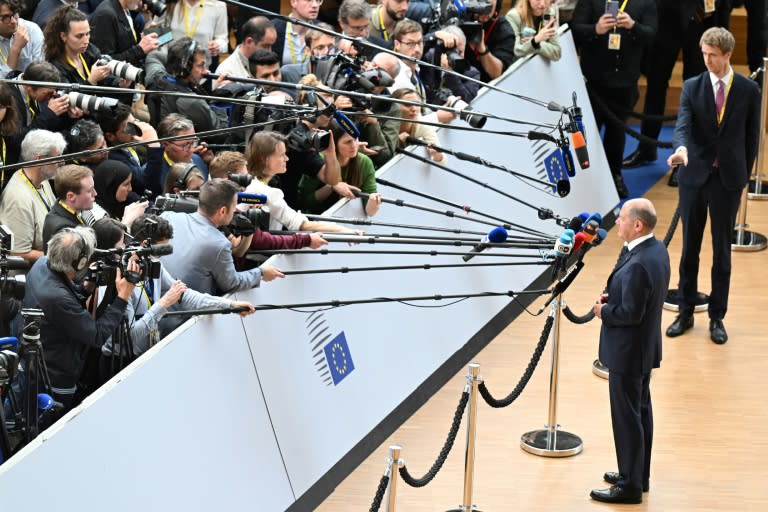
[22,226,134,411]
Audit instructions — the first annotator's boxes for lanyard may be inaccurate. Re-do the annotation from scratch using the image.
[59,200,85,224]
[127,147,141,165]
[182,0,204,38]
[377,6,389,41]
[21,169,54,211]
[0,43,7,66]
[163,151,174,167]
[140,282,153,307]
[716,72,734,125]
[619,0,629,12]
[125,10,138,43]
[0,136,5,185]
[286,22,306,64]
[66,54,91,81]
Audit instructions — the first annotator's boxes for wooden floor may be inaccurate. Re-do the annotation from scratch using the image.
[317,171,768,511]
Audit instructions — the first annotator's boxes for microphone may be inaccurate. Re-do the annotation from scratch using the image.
[571,130,590,169]
[592,228,608,246]
[586,212,603,227]
[0,336,18,351]
[581,220,599,244]
[333,110,361,139]
[553,229,575,258]
[237,192,268,205]
[134,243,174,257]
[528,130,559,144]
[556,179,570,197]
[567,215,584,232]
[462,226,508,262]
[405,134,429,147]
[572,231,586,253]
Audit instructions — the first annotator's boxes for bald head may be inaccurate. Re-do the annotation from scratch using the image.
[371,52,401,80]
[626,198,657,232]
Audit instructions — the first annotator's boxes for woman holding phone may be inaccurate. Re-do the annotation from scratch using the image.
[506,0,561,60]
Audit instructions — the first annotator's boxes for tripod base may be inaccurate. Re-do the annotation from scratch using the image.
[732,229,768,252]
[520,427,583,457]
[592,359,609,379]
[663,288,709,312]
[748,177,768,200]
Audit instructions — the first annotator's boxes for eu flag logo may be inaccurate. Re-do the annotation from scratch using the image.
[544,148,570,193]
[323,332,355,385]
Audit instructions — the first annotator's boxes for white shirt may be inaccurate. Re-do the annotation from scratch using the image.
[159,0,228,66]
[213,46,251,89]
[627,232,654,252]
[709,66,733,106]
[244,179,308,231]
[0,18,44,78]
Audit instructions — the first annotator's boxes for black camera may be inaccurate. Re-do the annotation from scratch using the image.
[222,207,271,238]
[215,85,302,142]
[286,122,330,152]
[423,0,492,46]
[96,55,144,83]
[228,173,252,188]
[433,87,487,129]
[314,53,394,113]
[0,226,27,302]
[435,39,467,73]
[153,194,199,214]
[143,0,166,16]
[59,91,119,115]
[90,244,170,285]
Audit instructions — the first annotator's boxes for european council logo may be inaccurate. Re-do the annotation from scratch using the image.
[544,147,571,194]
[323,332,355,386]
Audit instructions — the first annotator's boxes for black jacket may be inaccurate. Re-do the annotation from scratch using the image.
[90,0,147,67]
[43,201,82,250]
[22,257,128,390]
[572,0,658,88]
[465,14,517,83]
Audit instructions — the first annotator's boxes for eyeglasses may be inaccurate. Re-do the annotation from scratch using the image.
[397,39,423,48]
[169,138,199,150]
[300,0,323,4]
[0,12,19,24]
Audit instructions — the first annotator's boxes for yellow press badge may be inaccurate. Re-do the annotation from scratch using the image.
[704,0,715,13]
[608,33,622,50]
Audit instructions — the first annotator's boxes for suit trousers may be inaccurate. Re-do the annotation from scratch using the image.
[588,83,639,177]
[609,371,653,493]
[677,171,742,319]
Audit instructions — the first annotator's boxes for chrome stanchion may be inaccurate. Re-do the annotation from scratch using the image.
[385,445,404,512]
[732,184,768,251]
[447,363,483,512]
[592,359,608,379]
[748,59,768,199]
[520,298,583,457]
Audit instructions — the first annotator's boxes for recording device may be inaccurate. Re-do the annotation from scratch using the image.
[228,173,252,188]
[570,131,590,169]
[462,226,508,262]
[143,0,167,16]
[95,55,144,83]
[432,88,487,128]
[434,39,467,73]
[90,243,171,285]
[572,231,586,252]
[222,208,271,238]
[553,229,575,258]
[605,0,619,18]
[153,194,199,214]
[156,30,173,46]
[0,226,27,304]
[58,90,119,115]
[218,85,301,143]
[423,0,493,45]
[581,220,599,244]
[313,53,394,113]
[287,122,331,152]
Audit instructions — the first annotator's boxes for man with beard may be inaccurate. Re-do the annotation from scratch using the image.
[369,0,409,42]
[89,0,159,67]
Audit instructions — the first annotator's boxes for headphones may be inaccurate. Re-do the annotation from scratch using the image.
[63,228,90,272]
[174,163,200,190]
[176,39,199,79]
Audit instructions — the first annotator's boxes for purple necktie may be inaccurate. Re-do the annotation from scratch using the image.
[715,79,725,121]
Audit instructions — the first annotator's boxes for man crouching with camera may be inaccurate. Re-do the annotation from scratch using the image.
[22,226,134,413]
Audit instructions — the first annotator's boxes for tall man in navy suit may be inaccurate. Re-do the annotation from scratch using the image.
[591,198,671,504]
[665,27,760,345]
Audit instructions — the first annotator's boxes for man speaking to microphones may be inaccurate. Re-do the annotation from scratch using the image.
[462,226,508,262]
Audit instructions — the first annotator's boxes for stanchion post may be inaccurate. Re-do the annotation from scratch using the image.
[385,445,404,512]
[520,296,583,457]
[748,57,768,199]
[447,363,483,512]
[732,183,768,250]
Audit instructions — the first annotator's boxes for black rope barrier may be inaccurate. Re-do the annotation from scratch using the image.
[369,474,389,512]
[662,204,682,248]
[586,83,675,149]
[478,314,554,408]
[562,306,595,324]
[398,391,469,487]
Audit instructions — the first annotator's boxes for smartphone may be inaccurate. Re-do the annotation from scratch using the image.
[605,1,619,18]
[156,30,174,46]
[542,12,552,23]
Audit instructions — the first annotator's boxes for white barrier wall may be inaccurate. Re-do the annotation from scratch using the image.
[0,30,618,511]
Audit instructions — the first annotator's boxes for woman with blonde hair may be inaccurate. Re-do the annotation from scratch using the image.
[506,0,561,61]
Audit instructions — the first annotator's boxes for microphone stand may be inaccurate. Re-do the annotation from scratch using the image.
[163,306,251,317]
[397,148,571,228]
[248,248,548,259]
[284,229,552,246]
[304,214,489,237]
[313,233,552,250]
[402,137,571,196]
[521,259,585,457]
[281,260,550,276]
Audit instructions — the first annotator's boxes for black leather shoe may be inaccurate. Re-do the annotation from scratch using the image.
[604,472,649,492]
[622,148,658,168]
[710,319,728,344]
[590,485,642,504]
[666,314,694,337]
[613,174,629,199]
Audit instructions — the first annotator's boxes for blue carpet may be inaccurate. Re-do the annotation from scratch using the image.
[619,125,676,202]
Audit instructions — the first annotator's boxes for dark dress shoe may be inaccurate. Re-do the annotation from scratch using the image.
[590,485,642,504]
[613,174,629,199]
[622,148,658,168]
[710,319,728,344]
[666,314,694,337]
[604,472,649,492]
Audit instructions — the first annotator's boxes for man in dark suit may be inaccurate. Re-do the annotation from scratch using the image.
[591,198,671,505]
[89,0,159,67]
[666,27,760,344]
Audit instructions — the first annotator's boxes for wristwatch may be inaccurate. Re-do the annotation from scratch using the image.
[478,47,490,56]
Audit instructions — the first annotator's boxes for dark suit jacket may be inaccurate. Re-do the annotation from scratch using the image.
[599,237,670,376]
[90,0,147,67]
[673,72,761,191]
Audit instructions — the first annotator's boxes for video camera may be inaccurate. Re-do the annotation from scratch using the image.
[223,208,271,238]
[0,226,27,302]
[90,243,171,285]
[313,53,394,113]
[215,85,303,143]
[424,0,493,45]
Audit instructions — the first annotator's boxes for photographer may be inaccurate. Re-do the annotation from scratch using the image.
[90,0,159,68]
[0,129,65,264]
[159,178,284,296]
[22,226,134,411]
[421,25,482,103]
[92,217,255,378]
[0,0,44,78]
[465,0,517,82]
[9,61,82,134]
